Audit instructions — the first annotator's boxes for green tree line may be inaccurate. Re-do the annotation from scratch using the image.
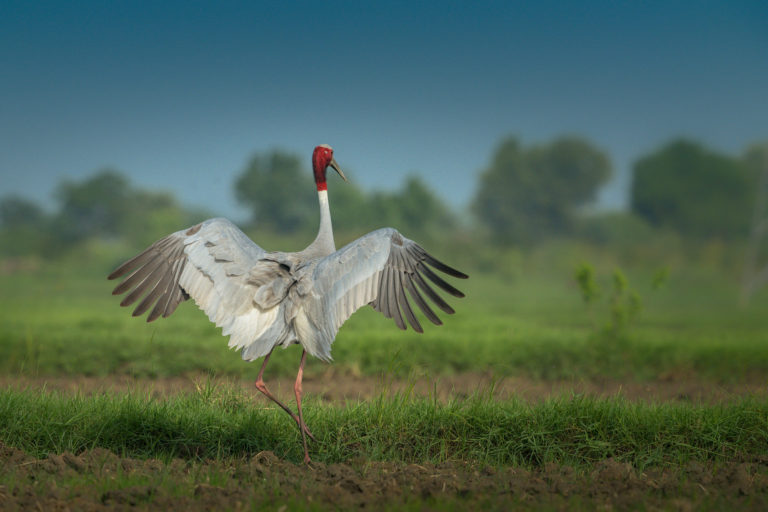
[0,170,209,258]
[1,137,765,260]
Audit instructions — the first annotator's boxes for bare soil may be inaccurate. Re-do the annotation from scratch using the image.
[1,370,764,404]
[1,442,767,511]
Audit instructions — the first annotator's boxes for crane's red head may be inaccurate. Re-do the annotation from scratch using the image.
[312,144,347,191]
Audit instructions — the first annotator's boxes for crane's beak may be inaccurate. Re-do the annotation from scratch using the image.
[329,158,348,182]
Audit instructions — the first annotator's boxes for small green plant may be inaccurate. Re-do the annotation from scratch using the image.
[574,262,601,329]
[607,269,642,336]
[573,264,657,337]
[574,263,600,305]
[651,266,669,290]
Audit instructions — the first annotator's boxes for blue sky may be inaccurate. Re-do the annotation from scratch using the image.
[1,1,767,220]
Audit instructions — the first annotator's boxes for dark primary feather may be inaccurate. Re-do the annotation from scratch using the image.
[419,264,464,298]
[412,269,455,315]
[397,271,422,332]
[370,232,468,331]
[108,233,189,322]
[411,246,469,279]
[111,254,162,295]
[403,273,441,325]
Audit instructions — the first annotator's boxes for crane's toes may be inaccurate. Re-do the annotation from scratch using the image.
[303,453,312,465]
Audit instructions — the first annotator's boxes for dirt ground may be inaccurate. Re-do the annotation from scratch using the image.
[1,442,767,511]
[2,370,765,404]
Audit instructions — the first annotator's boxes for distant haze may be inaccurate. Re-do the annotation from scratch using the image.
[2,1,766,221]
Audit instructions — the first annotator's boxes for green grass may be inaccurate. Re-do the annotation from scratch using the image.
[1,385,766,468]
[2,254,768,382]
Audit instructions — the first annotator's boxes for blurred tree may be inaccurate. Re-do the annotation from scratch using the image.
[54,170,132,243]
[52,169,193,249]
[391,175,455,238]
[631,139,754,239]
[578,212,654,246]
[1,170,207,259]
[0,195,46,228]
[331,175,455,241]
[0,195,49,257]
[121,190,189,247]
[473,136,612,244]
[235,150,315,233]
[326,179,371,234]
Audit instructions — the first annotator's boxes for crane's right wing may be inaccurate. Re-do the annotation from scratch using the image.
[296,228,468,360]
[108,218,280,351]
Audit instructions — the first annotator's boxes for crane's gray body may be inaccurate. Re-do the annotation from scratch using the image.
[109,189,466,363]
[179,217,404,362]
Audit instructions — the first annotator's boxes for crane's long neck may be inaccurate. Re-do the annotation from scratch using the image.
[310,188,336,255]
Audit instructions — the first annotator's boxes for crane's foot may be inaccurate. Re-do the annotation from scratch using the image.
[303,453,312,465]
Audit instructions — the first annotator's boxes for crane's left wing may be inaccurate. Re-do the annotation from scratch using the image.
[107,218,285,352]
[297,228,467,359]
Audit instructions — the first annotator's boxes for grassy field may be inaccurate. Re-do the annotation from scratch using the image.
[2,249,768,382]
[1,386,766,467]
[1,247,768,509]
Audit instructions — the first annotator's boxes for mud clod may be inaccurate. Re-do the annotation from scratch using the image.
[102,486,156,506]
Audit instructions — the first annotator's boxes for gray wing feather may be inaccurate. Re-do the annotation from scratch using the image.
[108,218,282,355]
[298,228,468,359]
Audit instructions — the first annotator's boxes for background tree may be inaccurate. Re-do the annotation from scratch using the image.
[330,174,455,241]
[472,135,612,244]
[50,169,196,251]
[630,139,755,239]
[0,195,49,257]
[577,212,654,247]
[326,180,371,235]
[386,175,455,239]
[54,170,133,244]
[0,196,46,229]
[234,150,315,233]
[1,171,200,258]
[120,189,192,247]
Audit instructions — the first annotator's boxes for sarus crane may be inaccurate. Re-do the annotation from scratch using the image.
[108,145,468,463]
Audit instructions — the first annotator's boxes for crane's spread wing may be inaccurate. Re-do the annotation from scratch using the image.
[108,217,282,351]
[297,228,468,359]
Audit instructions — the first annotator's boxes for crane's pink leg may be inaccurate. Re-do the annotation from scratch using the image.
[254,348,316,442]
[294,349,311,464]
